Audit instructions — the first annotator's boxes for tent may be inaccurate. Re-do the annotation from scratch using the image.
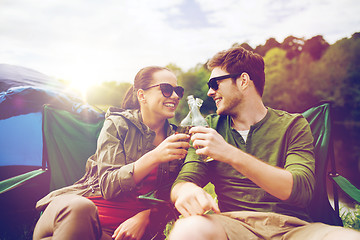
[0,64,104,239]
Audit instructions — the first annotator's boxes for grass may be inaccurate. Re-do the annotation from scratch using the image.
[341,204,360,230]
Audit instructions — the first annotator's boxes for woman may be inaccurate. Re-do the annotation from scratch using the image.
[33,66,190,240]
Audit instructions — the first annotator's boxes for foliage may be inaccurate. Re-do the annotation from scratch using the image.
[254,37,281,56]
[86,33,360,123]
[172,63,212,123]
[341,204,360,230]
[302,35,330,60]
[86,81,131,108]
[83,33,360,236]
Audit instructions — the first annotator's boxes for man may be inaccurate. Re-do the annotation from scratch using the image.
[169,46,360,240]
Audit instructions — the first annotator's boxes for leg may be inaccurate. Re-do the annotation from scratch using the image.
[283,222,360,240]
[33,195,102,240]
[168,215,227,240]
[322,228,360,240]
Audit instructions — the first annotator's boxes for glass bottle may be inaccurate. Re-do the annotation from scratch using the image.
[177,96,193,134]
[179,95,212,161]
[191,97,208,127]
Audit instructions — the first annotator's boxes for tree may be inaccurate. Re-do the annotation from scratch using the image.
[86,81,131,107]
[309,35,360,120]
[303,35,329,60]
[254,37,281,56]
[262,48,294,110]
[281,36,305,59]
[174,64,212,123]
[235,42,254,52]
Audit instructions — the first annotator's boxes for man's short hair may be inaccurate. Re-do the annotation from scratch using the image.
[207,46,265,96]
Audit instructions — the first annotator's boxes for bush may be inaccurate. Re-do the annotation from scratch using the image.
[341,204,360,230]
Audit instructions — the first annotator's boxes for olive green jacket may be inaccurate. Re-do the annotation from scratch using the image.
[36,108,181,211]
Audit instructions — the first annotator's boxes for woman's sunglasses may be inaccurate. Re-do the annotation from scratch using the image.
[143,83,184,98]
[207,73,243,90]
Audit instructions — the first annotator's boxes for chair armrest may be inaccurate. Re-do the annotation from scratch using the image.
[0,168,47,194]
[329,173,360,204]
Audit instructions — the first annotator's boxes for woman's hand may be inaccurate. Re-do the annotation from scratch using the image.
[112,209,151,240]
[151,133,190,163]
[133,133,190,184]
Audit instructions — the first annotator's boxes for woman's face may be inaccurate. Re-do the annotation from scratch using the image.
[140,69,181,120]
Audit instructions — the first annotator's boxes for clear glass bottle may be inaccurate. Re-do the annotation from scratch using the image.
[179,95,212,161]
[191,97,208,127]
[177,96,193,134]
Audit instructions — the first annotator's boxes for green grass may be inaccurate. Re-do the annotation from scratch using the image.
[341,204,360,230]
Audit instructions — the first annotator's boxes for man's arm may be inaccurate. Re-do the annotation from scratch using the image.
[171,181,220,217]
[190,126,293,200]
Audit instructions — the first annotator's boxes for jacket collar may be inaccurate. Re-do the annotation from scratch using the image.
[106,107,175,136]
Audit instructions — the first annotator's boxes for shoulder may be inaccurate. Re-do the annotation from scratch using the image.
[267,107,311,134]
[101,108,143,137]
[105,108,141,126]
[268,108,306,124]
[205,113,228,129]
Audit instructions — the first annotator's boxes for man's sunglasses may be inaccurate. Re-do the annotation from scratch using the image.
[143,83,184,98]
[207,73,243,90]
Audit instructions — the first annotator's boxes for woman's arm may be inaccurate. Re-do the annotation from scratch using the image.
[133,133,190,183]
[96,118,189,199]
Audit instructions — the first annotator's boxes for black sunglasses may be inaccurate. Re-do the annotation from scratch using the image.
[207,73,243,90]
[143,83,184,98]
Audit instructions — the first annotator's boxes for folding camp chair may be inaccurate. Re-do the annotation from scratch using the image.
[303,102,360,226]
[42,105,175,239]
[42,104,105,190]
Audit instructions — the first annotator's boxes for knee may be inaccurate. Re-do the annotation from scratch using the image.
[169,215,225,240]
[63,195,97,216]
[322,228,360,240]
[53,195,98,220]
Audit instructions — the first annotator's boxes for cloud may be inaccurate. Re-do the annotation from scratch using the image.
[0,0,359,87]
[164,0,214,29]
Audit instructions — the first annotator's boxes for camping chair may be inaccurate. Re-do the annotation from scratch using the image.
[42,104,176,239]
[303,101,360,226]
[42,104,105,190]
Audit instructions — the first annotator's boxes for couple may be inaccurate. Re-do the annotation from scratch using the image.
[33,46,360,239]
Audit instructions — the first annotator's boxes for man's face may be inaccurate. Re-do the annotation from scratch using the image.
[207,67,243,116]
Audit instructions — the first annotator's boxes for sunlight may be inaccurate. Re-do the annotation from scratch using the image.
[65,72,100,102]
[68,81,91,102]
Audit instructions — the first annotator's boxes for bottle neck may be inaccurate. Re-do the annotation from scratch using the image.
[190,100,208,126]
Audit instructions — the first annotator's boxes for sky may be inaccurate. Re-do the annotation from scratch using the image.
[1,0,359,90]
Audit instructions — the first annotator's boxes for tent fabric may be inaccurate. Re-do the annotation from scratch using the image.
[0,64,105,170]
[43,105,105,190]
[0,112,43,167]
[302,102,343,226]
[0,63,64,92]
[0,64,105,239]
[0,86,102,120]
[0,64,103,120]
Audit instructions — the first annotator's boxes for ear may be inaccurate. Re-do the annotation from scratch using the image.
[137,89,146,104]
[238,72,251,90]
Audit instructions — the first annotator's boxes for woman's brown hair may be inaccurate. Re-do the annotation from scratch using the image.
[122,66,171,109]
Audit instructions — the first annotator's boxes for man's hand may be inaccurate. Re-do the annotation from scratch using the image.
[172,182,220,217]
[112,209,150,240]
[190,127,294,201]
[189,126,235,163]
